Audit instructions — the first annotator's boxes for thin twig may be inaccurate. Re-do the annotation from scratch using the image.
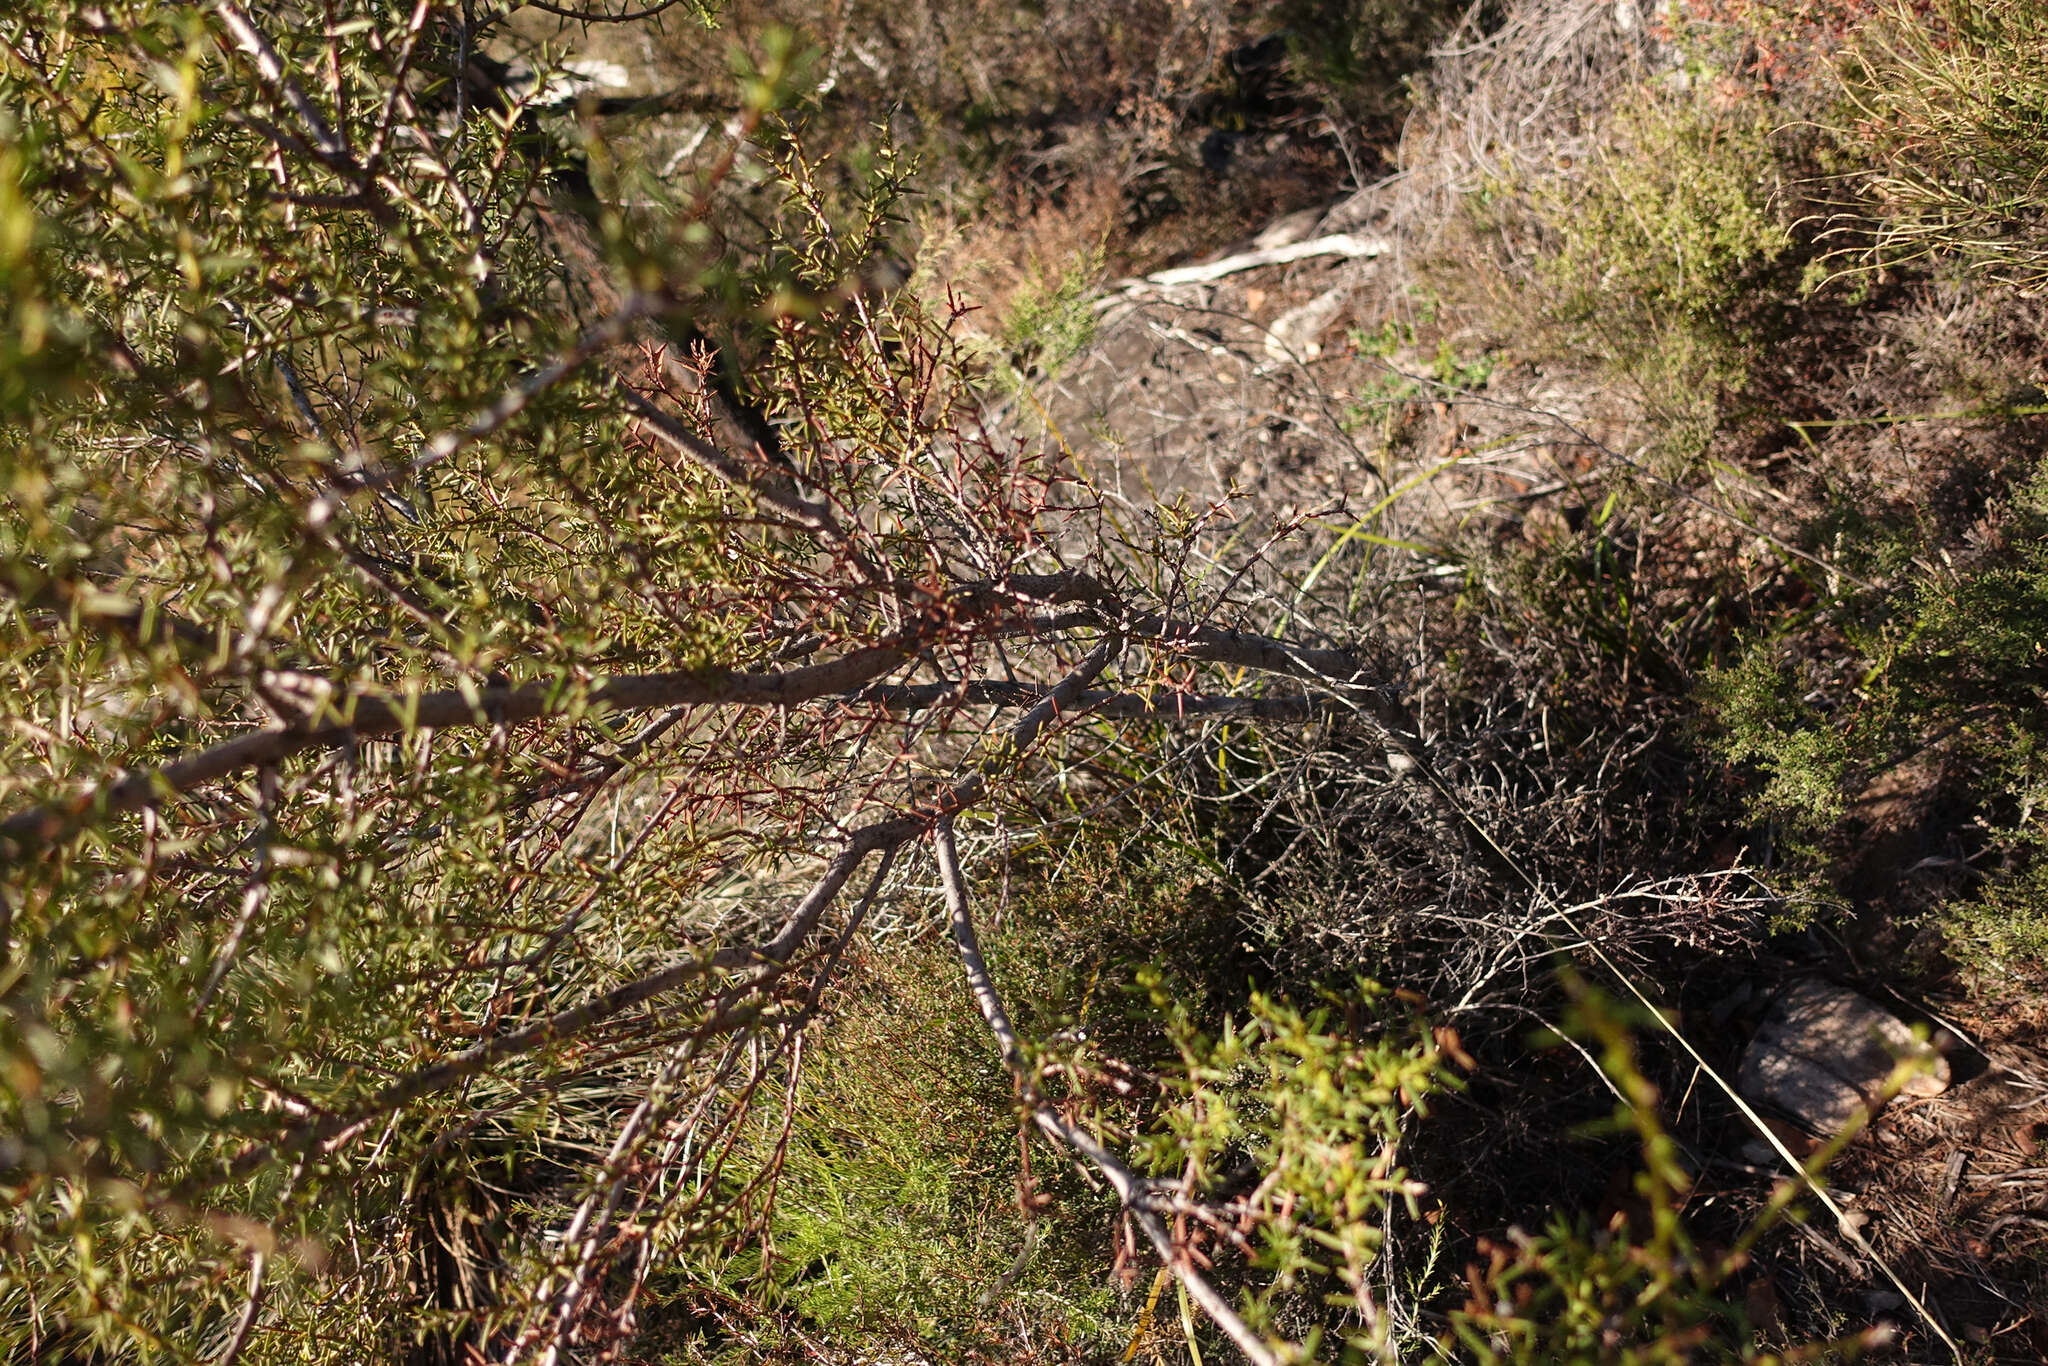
[214,1250,267,1366]
[215,3,353,167]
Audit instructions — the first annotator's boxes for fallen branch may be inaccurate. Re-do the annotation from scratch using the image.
[934,820,1281,1366]
[1100,232,1390,303]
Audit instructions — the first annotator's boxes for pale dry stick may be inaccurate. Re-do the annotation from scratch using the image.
[1099,233,1392,302]
[213,1249,267,1366]
[934,821,1281,1366]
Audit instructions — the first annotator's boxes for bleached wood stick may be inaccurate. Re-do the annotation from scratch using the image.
[936,820,1282,1366]
[1101,232,1390,303]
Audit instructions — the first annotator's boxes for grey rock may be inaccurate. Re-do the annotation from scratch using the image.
[1736,979,1950,1136]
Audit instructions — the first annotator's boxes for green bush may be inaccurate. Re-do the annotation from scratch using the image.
[1137,976,1447,1359]
[1702,646,1850,838]
[1705,454,2048,964]
[1542,98,1793,333]
[1455,76,1810,467]
[999,246,1104,385]
[1534,90,1795,439]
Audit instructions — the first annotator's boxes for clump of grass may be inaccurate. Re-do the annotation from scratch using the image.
[1835,0,2048,290]
[717,936,1117,1352]
[999,245,1104,385]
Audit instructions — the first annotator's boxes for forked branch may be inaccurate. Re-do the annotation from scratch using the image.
[934,821,1283,1366]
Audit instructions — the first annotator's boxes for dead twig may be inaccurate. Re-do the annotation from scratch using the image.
[1100,233,1391,302]
[935,818,1280,1366]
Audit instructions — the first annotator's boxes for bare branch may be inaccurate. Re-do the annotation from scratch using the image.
[214,1249,267,1366]
[854,681,1329,721]
[1,636,923,852]
[2,564,1390,856]
[934,821,1281,1366]
[214,3,354,169]
[618,386,847,544]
